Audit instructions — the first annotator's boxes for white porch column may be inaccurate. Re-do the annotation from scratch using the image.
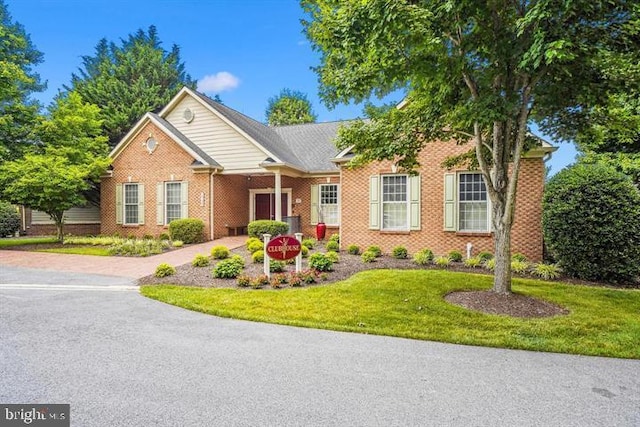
[274,170,282,222]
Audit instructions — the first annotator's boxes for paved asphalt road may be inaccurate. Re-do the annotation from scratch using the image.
[1,266,639,426]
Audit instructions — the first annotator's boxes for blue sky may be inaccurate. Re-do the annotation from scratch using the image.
[8,0,577,173]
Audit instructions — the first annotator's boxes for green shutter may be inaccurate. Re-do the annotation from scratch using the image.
[310,184,319,225]
[369,175,380,229]
[156,183,164,225]
[138,184,145,225]
[444,173,456,231]
[409,175,421,230]
[181,182,189,218]
[115,184,123,225]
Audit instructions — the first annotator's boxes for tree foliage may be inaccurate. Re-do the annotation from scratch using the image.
[302,0,637,294]
[265,88,317,126]
[0,93,110,241]
[0,0,45,162]
[67,25,195,148]
[543,163,640,283]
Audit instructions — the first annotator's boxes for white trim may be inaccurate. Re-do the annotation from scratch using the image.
[249,188,292,222]
[123,183,139,225]
[318,183,340,227]
[380,174,410,231]
[456,172,491,232]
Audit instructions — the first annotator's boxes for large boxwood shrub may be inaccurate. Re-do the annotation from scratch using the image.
[0,201,20,237]
[247,220,289,238]
[543,163,640,282]
[168,218,204,244]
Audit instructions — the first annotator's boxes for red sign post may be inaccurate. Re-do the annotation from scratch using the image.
[265,235,302,260]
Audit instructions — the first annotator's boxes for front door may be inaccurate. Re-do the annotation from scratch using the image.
[254,193,288,220]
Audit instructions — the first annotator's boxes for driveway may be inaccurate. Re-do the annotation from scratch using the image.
[1,268,639,425]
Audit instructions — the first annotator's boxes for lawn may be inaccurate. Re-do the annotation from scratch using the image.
[141,270,640,359]
[0,236,58,248]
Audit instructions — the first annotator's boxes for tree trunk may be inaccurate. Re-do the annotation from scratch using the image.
[492,201,512,294]
[50,211,65,243]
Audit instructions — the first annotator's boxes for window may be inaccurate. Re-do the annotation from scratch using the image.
[319,184,339,225]
[458,173,489,232]
[165,182,182,224]
[124,183,139,225]
[382,175,408,230]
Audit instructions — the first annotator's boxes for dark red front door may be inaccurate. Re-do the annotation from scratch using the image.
[254,193,288,220]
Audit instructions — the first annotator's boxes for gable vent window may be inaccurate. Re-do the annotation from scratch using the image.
[183,108,195,123]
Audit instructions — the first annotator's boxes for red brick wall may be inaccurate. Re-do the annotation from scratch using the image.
[25,224,101,237]
[101,121,212,239]
[339,140,546,261]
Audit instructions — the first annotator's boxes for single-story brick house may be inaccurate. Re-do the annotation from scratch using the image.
[101,86,555,261]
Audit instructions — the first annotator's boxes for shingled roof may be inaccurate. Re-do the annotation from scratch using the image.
[189,89,347,173]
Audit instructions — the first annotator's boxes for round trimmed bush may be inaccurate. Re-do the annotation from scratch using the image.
[155,263,176,278]
[247,220,288,238]
[347,244,360,255]
[361,250,376,263]
[301,245,309,258]
[391,245,408,259]
[543,163,640,282]
[308,252,333,272]
[301,238,316,249]
[0,201,20,237]
[212,258,243,279]
[252,250,265,264]
[168,218,204,244]
[210,245,230,259]
[247,240,264,254]
[192,254,210,267]
[447,250,463,262]
[325,240,339,252]
[413,248,434,265]
[366,245,382,257]
[325,250,340,263]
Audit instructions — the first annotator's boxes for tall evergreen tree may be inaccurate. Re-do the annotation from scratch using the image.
[67,25,195,148]
[0,0,45,162]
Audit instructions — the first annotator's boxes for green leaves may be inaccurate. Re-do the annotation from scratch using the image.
[265,89,317,126]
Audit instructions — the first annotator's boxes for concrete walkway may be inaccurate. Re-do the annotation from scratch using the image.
[0,235,246,279]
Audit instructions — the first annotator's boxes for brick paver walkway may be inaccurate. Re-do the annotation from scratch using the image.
[0,236,247,279]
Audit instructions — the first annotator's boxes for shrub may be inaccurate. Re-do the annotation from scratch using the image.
[270,273,288,288]
[413,249,434,265]
[543,163,640,282]
[308,252,333,272]
[464,257,482,268]
[158,233,170,241]
[229,254,245,267]
[245,237,262,250]
[448,250,463,262]
[212,259,243,279]
[328,233,340,243]
[361,250,376,263]
[247,240,264,254]
[192,254,210,267]
[168,218,204,244]
[252,251,264,264]
[511,260,529,274]
[301,238,316,249]
[142,234,154,240]
[434,256,450,267]
[172,240,184,248]
[484,258,496,271]
[301,245,309,258]
[325,240,339,252]
[247,220,288,238]
[288,273,303,287]
[210,245,230,259]
[270,260,286,273]
[236,274,251,287]
[392,246,408,259]
[296,269,318,284]
[366,245,382,257]
[531,263,562,280]
[477,251,493,262]
[107,239,166,256]
[347,244,361,255]
[251,274,269,289]
[155,263,176,278]
[325,250,340,263]
[512,253,528,262]
[0,201,20,237]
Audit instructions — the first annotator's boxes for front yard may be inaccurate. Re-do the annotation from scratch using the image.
[142,269,640,359]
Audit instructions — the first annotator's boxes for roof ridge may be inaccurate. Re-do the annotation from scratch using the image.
[272,119,359,129]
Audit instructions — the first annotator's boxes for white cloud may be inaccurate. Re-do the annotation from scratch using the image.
[197,72,240,93]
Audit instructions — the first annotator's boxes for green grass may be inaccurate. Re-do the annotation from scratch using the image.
[0,236,58,247]
[36,246,111,256]
[141,270,640,359]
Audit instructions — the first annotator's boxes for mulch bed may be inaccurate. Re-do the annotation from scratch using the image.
[444,290,570,318]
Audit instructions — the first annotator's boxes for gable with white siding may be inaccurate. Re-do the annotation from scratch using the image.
[164,95,270,173]
[31,205,101,224]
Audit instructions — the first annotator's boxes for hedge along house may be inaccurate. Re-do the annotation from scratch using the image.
[101,86,555,261]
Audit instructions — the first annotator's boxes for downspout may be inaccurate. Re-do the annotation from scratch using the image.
[210,171,216,240]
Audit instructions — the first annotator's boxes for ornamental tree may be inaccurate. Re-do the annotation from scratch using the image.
[302,0,637,294]
[0,93,110,241]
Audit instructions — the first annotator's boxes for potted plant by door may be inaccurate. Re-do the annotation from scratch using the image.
[315,207,326,240]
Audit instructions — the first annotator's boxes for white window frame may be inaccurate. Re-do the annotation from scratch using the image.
[381,174,409,231]
[123,183,139,225]
[457,172,490,232]
[319,183,340,226]
[164,182,183,225]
